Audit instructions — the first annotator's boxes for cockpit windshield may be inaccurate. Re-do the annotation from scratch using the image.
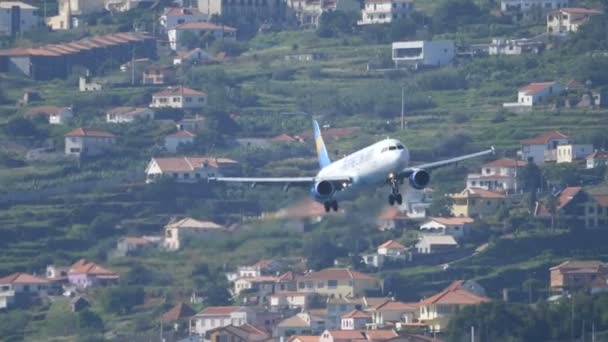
[381,144,404,153]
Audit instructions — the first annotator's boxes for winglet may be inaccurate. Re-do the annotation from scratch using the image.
[313,120,331,169]
[490,146,496,155]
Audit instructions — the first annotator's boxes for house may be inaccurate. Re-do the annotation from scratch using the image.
[297,268,380,299]
[500,0,570,20]
[556,144,594,163]
[378,240,407,257]
[418,280,490,332]
[449,188,507,218]
[547,8,602,34]
[145,156,238,183]
[45,265,69,285]
[234,276,278,298]
[194,0,287,25]
[367,301,418,328]
[0,2,40,36]
[237,259,283,278]
[142,65,176,85]
[64,128,116,157]
[206,324,272,342]
[174,48,214,65]
[488,38,544,55]
[519,130,571,164]
[25,106,74,125]
[116,236,162,256]
[276,312,326,337]
[419,217,474,239]
[534,187,608,229]
[159,7,208,31]
[270,291,314,311]
[276,271,299,292]
[550,260,608,293]
[79,75,102,92]
[67,259,119,289]
[466,158,527,193]
[176,116,206,131]
[358,0,414,25]
[415,235,458,254]
[165,130,196,153]
[151,86,207,109]
[46,0,105,30]
[392,41,455,69]
[503,82,564,109]
[340,310,371,330]
[167,22,237,51]
[326,297,365,329]
[319,329,398,342]
[162,302,197,335]
[377,207,409,231]
[106,107,154,123]
[190,306,255,336]
[586,151,608,169]
[71,296,89,312]
[164,217,227,250]
[104,0,157,12]
[288,336,319,342]
[0,273,50,309]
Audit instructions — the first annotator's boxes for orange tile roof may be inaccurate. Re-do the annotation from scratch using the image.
[25,106,68,117]
[457,188,506,199]
[378,240,406,250]
[378,206,408,220]
[0,273,49,284]
[482,158,527,168]
[373,301,418,311]
[162,302,196,321]
[519,82,557,95]
[173,22,237,32]
[429,217,475,226]
[152,156,238,172]
[587,151,608,160]
[107,106,151,117]
[69,259,118,277]
[167,130,196,138]
[65,128,115,138]
[550,260,606,273]
[556,187,583,210]
[326,330,368,339]
[287,336,319,342]
[278,271,298,282]
[301,268,376,281]
[196,306,245,316]
[592,195,608,207]
[164,7,205,15]
[559,7,603,14]
[341,310,371,319]
[153,86,206,97]
[420,280,490,305]
[124,236,153,245]
[366,330,399,339]
[521,130,569,145]
[272,134,300,142]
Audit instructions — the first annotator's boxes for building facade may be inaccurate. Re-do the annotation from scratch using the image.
[64,128,116,157]
[167,22,237,51]
[466,158,527,193]
[0,2,40,36]
[164,217,227,250]
[556,144,594,163]
[547,7,602,34]
[106,107,154,123]
[150,86,207,109]
[392,40,455,69]
[358,0,414,25]
[296,268,380,299]
[519,130,571,164]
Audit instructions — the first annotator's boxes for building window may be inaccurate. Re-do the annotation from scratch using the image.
[328,280,338,288]
[173,97,181,103]
[185,97,192,103]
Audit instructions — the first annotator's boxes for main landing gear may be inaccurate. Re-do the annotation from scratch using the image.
[388,177,403,206]
[324,200,339,213]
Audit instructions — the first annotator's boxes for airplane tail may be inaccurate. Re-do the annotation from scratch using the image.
[313,120,331,169]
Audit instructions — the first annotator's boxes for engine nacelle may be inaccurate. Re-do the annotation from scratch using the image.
[312,180,334,199]
[409,169,430,190]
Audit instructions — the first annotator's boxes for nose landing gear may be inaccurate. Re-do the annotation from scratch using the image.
[324,200,339,213]
[388,177,403,206]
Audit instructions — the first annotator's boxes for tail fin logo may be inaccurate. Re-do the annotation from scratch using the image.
[313,120,331,169]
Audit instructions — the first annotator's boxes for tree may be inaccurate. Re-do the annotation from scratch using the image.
[304,235,344,270]
[546,194,558,230]
[180,30,202,50]
[428,193,454,217]
[4,117,39,137]
[100,286,145,315]
[78,309,104,333]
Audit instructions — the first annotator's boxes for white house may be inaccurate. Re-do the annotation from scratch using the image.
[0,273,50,309]
[358,0,414,26]
[167,22,237,51]
[159,7,208,31]
[488,38,544,55]
[415,235,458,254]
[150,86,207,109]
[587,151,608,169]
[106,107,154,123]
[377,240,407,257]
[340,310,371,330]
[270,292,312,310]
[392,40,455,69]
[504,81,564,108]
[164,217,227,250]
[276,312,326,337]
[105,0,156,12]
[0,2,40,36]
[145,156,238,183]
[556,144,594,163]
[520,130,571,164]
[173,48,213,65]
[165,130,196,153]
[501,0,570,17]
[547,7,602,34]
[233,276,277,296]
[64,128,116,157]
[46,0,106,30]
[420,217,474,239]
[176,116,206,131]
[190,306,255,336]
[25,106,74,125]
[466,158,527,193]
[367,300,418,328]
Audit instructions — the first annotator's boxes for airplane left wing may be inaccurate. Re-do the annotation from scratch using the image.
[398,146,495,178]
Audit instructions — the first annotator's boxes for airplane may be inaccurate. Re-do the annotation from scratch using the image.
[210,120,495,213]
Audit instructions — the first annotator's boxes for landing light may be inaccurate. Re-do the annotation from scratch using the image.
[342,182,348,188]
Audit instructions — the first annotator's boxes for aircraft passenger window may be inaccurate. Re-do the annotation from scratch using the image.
[389,146,397,150]
[397,145,404,149]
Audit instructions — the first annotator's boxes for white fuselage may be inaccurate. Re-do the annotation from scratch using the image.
[314,139,409,202]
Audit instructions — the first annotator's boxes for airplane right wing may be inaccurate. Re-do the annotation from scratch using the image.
[397,147,496,179]
[208,175,352,188]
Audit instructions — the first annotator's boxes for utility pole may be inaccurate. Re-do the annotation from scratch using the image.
[592,322,596,342]
[471,326,475,342]
[130,46,135,86]
[571,295,575,342]
[400,85,405,130]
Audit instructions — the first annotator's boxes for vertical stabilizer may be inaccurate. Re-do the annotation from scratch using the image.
[313,120,331,169]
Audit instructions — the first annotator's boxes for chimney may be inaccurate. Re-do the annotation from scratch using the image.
[502,288,509,302]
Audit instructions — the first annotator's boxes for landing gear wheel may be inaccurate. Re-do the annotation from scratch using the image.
[331,201,339,212]
[324,202,331,213]
[395,194,403,205]
[388,194,395,206]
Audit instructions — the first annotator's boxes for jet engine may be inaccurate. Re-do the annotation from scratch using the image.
[313,180,334,198]
[408,169,430,190]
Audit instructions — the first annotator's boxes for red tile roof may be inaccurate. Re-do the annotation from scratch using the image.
[278,271,298,282]
[287,336,319,342]
[162,302,196,321]
[429,217,475,226]
[587,151,608,160]
[153,86,206,97]
[592,195,608,207]
[164,7,205,15]
[0,273,49,284]
[519,82,557,95]
[25,106,69,117]
[420,280,491,305]
[341,310,371,319]
[107,106,151,117]
[173,22,237,32]
[167,130,196,138]
[482,158,527,168]
[69,259,118,278]
[196,306,245,316]
[556,187,583,210]
[521,131,569,145]
[458,188,506,199]
[373,301,418,311]
[559,7,603,15]
[301,268,376,281]
[378,240,406,250]
[325,329,398,340]
[65,128,115,138]
[550,260,606,273]
[151,156,237,172]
